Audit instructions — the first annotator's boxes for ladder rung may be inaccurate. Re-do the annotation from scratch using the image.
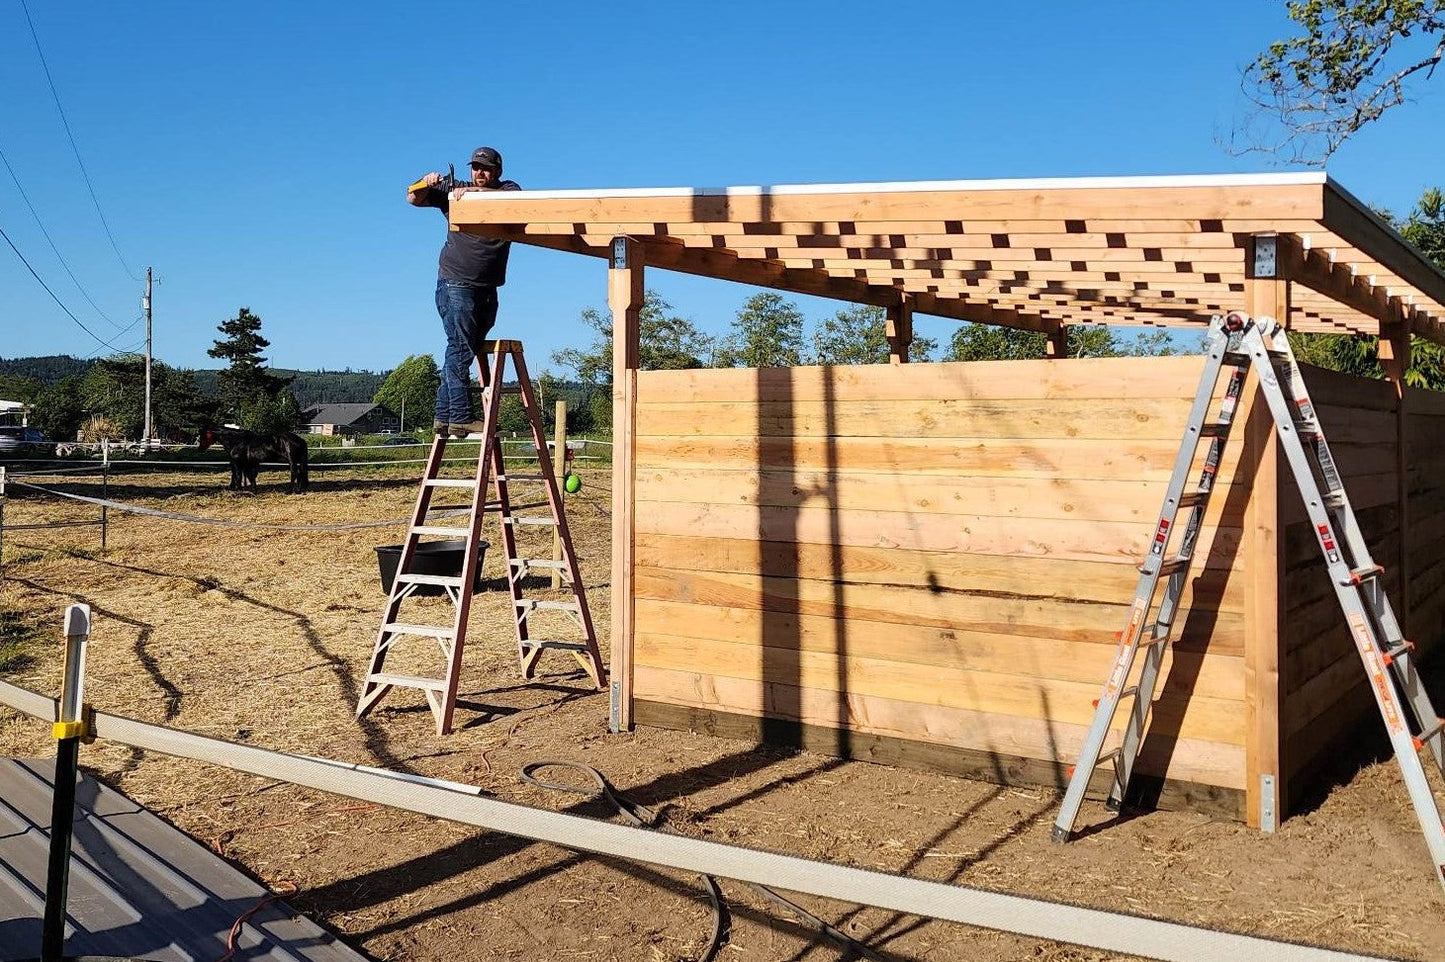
[381,622,456,639]
[500,473,546,482]
[1140,624,1170,646]
[424,478,476,488]
[517,599,582,612]
[1414,721,1445,752]
[366,672,446,692]
[1222,354,1251,367]
[396,572,465,587]
[520,639,588,653]
[1177,491,1208,509]
[411,526,472,537]
[1198,423,1229,437]
[510,558,568,570]
[510,517,559,527]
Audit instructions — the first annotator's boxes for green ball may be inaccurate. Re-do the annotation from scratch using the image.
[564,473,582,494]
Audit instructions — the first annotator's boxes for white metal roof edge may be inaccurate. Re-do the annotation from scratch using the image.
[453,171,1329,202]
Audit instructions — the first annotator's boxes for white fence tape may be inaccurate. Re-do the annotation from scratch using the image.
[0,678,1394,962]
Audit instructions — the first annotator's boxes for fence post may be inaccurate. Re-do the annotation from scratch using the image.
[551,400,567,589]
[41,603,92,962]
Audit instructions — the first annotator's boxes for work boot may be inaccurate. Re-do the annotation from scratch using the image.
[433,420,450,436]
[448,420,487,438]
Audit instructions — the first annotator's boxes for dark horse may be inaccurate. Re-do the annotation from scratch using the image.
[198,426,309,494]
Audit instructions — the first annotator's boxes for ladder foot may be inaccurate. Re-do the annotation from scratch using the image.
[1049,825,1072,844]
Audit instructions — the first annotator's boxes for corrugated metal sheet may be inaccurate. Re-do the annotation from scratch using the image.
[0,758,367,962]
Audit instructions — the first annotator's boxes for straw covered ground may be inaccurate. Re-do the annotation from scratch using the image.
[0,457,1442,962]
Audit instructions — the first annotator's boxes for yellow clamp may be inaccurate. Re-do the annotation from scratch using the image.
[53,705,96,743]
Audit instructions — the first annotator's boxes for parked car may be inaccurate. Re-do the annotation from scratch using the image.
[0,426,46,456]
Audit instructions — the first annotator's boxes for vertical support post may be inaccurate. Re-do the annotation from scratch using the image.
[608,237,643,733]
[42,603,92,962]
[101,458,109,554]
[551,400,567,590]
[1379,312,1412,639]
[1045,323,1069,359]
[1243,236,1289,828]
[885,294,913,364]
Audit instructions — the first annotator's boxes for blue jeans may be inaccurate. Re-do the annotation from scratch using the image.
[434,279,498,424]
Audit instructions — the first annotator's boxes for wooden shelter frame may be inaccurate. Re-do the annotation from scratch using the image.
[449,172,1445,824]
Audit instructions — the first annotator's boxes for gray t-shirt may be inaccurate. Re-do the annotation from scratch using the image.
[420,179,521,286]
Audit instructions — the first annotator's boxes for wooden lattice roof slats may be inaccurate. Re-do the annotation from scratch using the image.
[450,173,1445,346]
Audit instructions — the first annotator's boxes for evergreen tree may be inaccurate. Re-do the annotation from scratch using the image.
[206,307,300,429]
[34,375,86,441]
[714,292,806,368]
[811,305,939,364]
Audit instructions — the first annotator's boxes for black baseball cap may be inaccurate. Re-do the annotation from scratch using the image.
[469,146,503,170]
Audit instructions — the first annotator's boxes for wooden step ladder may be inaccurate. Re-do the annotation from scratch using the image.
[1050,312,1445,894]
[356,340,606,734]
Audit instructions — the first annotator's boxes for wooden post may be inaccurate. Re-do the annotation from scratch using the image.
[1045,324,1069,359]
[608,237,643,733]
[1379,312,1412,638]
[550,400,568,590]
[886,294,913,364]
[1243,235,1289,829]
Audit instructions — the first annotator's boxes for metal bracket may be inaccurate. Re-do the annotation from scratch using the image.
[1251,235,1279,279]
[611,237,630,270]
[608,680,622,733]
[1259,773,1277,833]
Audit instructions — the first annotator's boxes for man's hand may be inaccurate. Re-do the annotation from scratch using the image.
[407,171,443,205]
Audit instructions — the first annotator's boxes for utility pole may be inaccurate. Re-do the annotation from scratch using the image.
[142,267,153,443]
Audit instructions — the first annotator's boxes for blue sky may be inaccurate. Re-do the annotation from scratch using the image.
[2,1,1442,376]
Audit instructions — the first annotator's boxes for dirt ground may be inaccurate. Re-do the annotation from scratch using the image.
[0,458,1442,962]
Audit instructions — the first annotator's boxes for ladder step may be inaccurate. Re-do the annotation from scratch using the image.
[1198,423,1229,437]
[1144,557,1190,577]
[366,672,446,692]
[396,572,465,587]
[381,622,456,639]
[510,517,559,527]
[1414,720,1443,751]
[1177,491,1208,509]
[424,478,476,488]
[500,473,547,482]
[411,526,472,537]
[520,639,589,653]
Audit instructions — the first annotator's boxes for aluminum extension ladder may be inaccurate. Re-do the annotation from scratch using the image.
[356,340,606,734]
[1051,312,1445,894]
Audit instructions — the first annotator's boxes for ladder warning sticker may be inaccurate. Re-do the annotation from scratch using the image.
[1356,622,1404,732]
[1316,523,1341,564]
[1151,519,1169,555]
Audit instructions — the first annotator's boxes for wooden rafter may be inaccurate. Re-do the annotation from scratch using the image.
[450,173,1445,347]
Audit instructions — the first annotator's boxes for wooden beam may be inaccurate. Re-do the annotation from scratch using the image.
[886,294,913,364]
[1243,263,1290,828]
[608,237,644,733]
[1321,182,1445,325]
[1046,326,1069,358]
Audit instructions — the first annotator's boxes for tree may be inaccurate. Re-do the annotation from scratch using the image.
[34,375,86,441]
[374,354,441,431]
[811,305,939,364]
[944,323,1130,361]
[551,291,714,386]
[1235,1,1445,165]
[207,307,300,430]
[714,292,806,368]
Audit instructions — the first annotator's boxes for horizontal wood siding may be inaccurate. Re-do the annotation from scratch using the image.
[1406,385,1445,659]
[632,357,1251,797]
[1278,366,1407,788]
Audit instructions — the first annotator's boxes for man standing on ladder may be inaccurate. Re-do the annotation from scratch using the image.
[408,145,521,438]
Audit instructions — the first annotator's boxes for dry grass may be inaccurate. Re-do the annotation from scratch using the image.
[1,460,1442,961]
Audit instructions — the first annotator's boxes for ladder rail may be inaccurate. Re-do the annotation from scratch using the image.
[1052,322,1240,839]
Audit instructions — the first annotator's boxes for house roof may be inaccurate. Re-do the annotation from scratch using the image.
[303,402,385,425]
[448,172,1445,347]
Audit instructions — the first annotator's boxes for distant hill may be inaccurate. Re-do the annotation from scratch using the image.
[0,355,389,406]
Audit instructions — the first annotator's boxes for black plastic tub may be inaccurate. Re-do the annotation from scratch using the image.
[375,540,488,595]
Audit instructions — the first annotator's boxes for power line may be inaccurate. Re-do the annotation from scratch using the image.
[0,143,129,329]
[19,0,140,282]
[0,219,131,353]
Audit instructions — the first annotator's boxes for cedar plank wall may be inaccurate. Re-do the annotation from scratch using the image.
[1406,385,1445,656]
[630,356,1254,815]
[1278,367,1444,799]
